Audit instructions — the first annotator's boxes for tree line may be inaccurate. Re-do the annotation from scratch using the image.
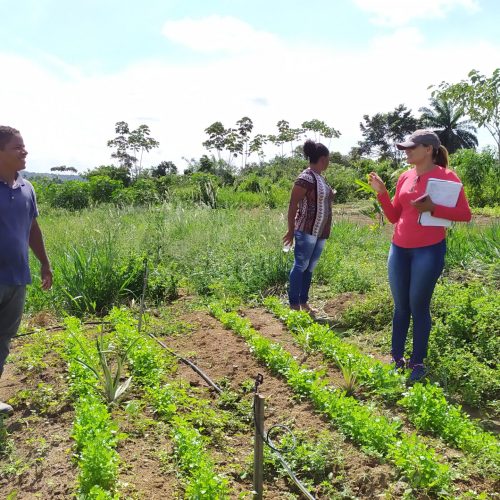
[31,68,499,210]
[100,68,498,179]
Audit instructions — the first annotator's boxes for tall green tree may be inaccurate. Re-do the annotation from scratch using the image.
[203,117,256,168]
[432,69,500,159]
[236,116,254,169]
[419,98,478,154]
[202,122,228,162]
[224,128,243,166]
[301,119,340,147]
[358,104,419,164]
[107,121,159,178]
[128,124,160,176]
[107,121,136,170]
[249,133,268,164]
[268,120,304,159]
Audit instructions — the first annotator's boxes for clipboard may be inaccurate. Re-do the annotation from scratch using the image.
[419,178,462,227]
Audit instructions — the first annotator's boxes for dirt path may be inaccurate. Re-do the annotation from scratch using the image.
[115,406,181,499]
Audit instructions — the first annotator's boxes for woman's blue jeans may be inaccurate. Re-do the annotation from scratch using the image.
[388,240,446,364]
[288,230,326,306]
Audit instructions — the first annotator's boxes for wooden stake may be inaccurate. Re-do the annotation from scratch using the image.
[253,394,265,499]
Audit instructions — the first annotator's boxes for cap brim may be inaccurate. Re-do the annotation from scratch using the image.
[396,141,416,150]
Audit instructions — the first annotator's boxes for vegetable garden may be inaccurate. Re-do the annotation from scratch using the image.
[0,204,498,499]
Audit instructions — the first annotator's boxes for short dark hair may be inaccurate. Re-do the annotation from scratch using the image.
[303,139,329,164]
[0,126,20,150]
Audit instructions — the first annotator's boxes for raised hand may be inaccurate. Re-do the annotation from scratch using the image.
[368,172,387,194]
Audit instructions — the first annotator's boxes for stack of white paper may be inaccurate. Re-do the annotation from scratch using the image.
[419,178,462,227]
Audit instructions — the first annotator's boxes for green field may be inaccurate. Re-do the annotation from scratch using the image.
[1,203,499,499]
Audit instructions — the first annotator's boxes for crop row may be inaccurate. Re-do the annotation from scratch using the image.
[65,317,122,499]
[263,297,499,475]
[107,308,230,499]
[210,304,453,494]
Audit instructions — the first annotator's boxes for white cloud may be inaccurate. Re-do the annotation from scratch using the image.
[1,16,498,173]
[370,26,424,52]
[353,0,480,26]
[162,15,281,54]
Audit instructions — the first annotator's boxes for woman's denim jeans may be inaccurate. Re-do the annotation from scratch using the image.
[388,240,446,364]
[288,230,326,306]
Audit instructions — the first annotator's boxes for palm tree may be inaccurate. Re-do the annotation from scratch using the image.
[419,98,478,154]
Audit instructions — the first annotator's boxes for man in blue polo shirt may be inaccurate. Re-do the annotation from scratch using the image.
[0,126,52,415]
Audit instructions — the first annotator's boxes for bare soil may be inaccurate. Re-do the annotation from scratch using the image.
[0,352,76,499]
[166,310,395,499]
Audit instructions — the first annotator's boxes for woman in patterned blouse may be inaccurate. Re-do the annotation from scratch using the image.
[283,140,335,312]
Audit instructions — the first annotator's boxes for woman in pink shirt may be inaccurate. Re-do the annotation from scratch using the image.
[369,130,471,382]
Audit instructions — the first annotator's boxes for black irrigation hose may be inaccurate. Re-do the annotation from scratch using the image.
[138,257,222,394]
[137,259,315,498]
[147,332,222,394]
[14,260,316,498]
[14,321,112,338]
[136,262,314,498]
[149,332,311,496]
[272,449,316,500]
[253,375,316,500]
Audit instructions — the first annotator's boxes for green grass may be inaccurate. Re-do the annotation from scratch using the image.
[445,223,499,283]
[27,205,498,317]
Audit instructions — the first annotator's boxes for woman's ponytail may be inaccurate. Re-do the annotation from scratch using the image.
[303,139,329,164]
[433,145,449,168]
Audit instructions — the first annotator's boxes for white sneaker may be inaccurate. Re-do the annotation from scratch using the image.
[0,401,13,416]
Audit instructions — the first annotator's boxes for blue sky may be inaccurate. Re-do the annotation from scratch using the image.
[1,0,499,171]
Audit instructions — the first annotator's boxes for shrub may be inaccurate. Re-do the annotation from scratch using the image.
[46,181,91,210]
[56,236,144,315]
[237,173,262,193]
[451,148,499,207]
[431,282,499,364]
[88,175,123,204]
[324,165,363,203]
[340,288,393,330]
[426,346,499,407]
[85,165,131,186]
[147,263,179,304]
[129,178,160,205]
